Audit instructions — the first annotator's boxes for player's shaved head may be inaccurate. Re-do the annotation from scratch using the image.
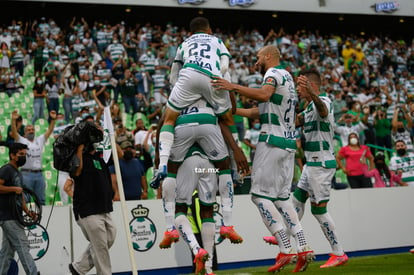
[260,45,280,61]
[190,17,210,33]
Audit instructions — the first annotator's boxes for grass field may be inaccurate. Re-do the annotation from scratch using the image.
[185,253,414,274]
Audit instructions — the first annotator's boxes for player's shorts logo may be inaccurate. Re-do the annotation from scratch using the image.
[129,204,157,252]
[25,224,49,260]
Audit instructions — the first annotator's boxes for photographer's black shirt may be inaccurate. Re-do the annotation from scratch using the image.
[72,152,113,220]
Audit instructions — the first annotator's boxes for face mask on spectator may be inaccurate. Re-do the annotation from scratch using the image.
[253,123,260,130]
[94,80,100,85]
[69,78,75,83]
[397,127,405,133]
[26,133,35,141]
[17,155,26,167]
[37,80,42,85]
[397,148,406,156]
[349,137,358,145]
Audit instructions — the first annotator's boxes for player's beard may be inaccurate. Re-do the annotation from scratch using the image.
[258,63,266,75]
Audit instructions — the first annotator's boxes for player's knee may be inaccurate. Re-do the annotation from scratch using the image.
[293,188,308,203]
[311,205,327,215]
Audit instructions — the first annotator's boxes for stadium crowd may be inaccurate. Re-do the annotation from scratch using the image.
[0,16,414,204]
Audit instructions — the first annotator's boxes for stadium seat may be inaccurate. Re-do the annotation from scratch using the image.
[0,146,9,166]
[34,118,48,132]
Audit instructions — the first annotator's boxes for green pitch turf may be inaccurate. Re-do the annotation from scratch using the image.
[184,253,414,274]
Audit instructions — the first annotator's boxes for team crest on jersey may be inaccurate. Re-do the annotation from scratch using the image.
[25,224,49,260]
[265,77,276,86]
[129,205,157,252]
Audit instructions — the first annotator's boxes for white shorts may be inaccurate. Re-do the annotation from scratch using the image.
[167,68,231,116]
[154,91,167,105]
[297,165,336,204]
[170,123,229,162]
[250,142,294,200]
[176,154,218,206]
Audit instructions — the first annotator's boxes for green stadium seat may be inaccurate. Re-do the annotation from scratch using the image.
[34,118,48,133]
[0,146,9,166]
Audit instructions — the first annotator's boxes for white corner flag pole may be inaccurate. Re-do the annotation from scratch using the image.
[103,107,138,275]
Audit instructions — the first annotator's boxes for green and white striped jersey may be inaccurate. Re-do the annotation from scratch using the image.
[106,43,125,61]
[390,152,414,186]
[176,98,216,127]
[175,33,230,78]
[301,93,337,168]
[257,66,297,151]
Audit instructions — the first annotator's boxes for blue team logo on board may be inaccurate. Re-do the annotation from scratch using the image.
[129,205,157,252]
[227,0,256,7]
[25,224,49,261]
[178,0,206,5]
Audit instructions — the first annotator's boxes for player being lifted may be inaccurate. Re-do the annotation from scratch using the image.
[151,16,243,187]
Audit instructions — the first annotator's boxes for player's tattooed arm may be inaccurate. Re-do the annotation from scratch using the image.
[310,93,328,118]
[296,113,304,127]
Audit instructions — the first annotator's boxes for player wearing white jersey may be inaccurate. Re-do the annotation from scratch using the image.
[212,45,313,273]
[293,70,348,268]
[158,98,248,249]
[174,145,218,275]
[153,17,241,190]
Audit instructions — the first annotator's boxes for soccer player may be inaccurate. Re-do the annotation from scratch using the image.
[174,144,218,275]
[157,98,248,249]
[293,69,348,268]
[212,45,314,272]
[152,16,239,187]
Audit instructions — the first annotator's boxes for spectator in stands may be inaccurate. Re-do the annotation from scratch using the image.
[152,69,169,106]
[119,68,139,115]
[373,108,392,158]
[135,62,152,99]
[115,123,134,146]
[336,132,375,189]
[147,97,162,125]
[5,114,24,147]
[334,113,367,146]
[363,152,406,188]
[32,76,47,125]
[109,140,148,201]
[111,57,128,104]
[45,75,60,121]
[92,74,108,107]
[0,42,10,74]
[332,89,348,122]
[136,92,149,114]
[61,74,79,123]
[243,118,260,162]
[391,105,413,152]
[390,140,414,187]
[11,110,56,205]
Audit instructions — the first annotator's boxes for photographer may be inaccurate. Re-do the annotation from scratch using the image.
[69,140,116,275]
